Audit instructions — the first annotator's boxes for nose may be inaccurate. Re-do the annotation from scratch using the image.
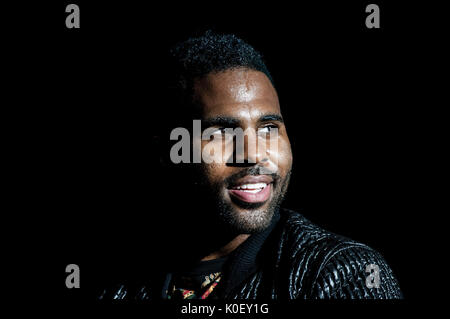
[227,129,266,167]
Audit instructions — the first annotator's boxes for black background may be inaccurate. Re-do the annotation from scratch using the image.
[9,0,444,311]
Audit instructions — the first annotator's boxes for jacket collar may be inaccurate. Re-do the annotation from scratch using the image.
[220,209,281,297]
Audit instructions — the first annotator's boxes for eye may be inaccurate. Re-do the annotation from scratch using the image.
[210,127,227,137]
[212,127,225,135]
[258,124,279,135]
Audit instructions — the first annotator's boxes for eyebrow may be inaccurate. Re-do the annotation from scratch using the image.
[258,114,284,124]
[202,116,240,128]
[202,113,284,128]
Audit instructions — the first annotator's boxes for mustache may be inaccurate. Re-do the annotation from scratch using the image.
[224,165,280,187]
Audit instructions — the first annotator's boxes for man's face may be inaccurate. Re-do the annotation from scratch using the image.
[193,68,293,234]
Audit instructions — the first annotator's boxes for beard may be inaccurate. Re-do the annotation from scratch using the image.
[216,194,282,234]
[199,166,292,234]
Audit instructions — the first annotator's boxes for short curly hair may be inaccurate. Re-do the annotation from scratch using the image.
[167,31,274,108]
[170,30,273,85]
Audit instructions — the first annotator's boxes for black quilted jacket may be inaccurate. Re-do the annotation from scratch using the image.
[99,209,402,300]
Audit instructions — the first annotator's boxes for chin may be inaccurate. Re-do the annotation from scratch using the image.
[220,200,276,234]
[212,181,285,234]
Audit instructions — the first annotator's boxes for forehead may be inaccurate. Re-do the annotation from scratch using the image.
[193,69,281,119]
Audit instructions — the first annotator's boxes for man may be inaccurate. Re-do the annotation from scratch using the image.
[99,32,402,300]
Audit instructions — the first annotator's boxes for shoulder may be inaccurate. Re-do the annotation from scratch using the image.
[277,209,403,299]
[278,208,360,254]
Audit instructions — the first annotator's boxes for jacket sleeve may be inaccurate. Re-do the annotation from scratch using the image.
[311,245,403,299]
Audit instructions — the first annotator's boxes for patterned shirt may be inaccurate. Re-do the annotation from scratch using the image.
[167,257,227,300]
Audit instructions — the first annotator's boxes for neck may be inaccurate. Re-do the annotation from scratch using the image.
[200,234,250,261]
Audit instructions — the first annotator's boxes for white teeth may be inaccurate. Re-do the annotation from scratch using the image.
[235,183,268,191]
[241,189,262,193]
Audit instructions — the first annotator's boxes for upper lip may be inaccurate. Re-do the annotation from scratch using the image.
[228,175,273,189]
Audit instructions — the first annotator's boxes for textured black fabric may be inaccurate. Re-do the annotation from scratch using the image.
[98,209,402,300]
[219,210,281,297]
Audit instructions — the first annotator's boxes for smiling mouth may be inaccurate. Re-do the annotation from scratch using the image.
[227,176,273,204]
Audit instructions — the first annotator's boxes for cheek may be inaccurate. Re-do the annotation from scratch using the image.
[201,137,233,165]
[202,162,228,186]
[200,139,229,184]
[265,136,292,176]
[276,140,293,178]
